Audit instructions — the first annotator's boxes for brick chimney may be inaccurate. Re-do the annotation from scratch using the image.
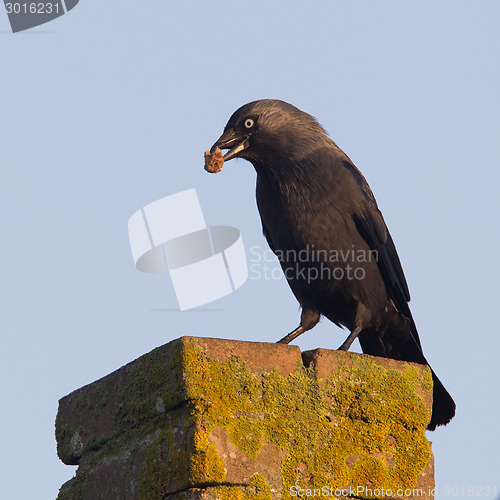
[56,336,435,499]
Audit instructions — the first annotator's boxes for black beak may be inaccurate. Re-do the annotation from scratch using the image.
[210,128,249,161]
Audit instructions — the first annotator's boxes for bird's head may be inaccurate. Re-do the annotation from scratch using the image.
[210,99,330,168]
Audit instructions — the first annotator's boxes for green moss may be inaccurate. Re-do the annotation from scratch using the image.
[138,430,177,499]
[56,486,73,500]
[92,383,109,419]
[55,414,75,464]
[74,393,87,413]
[113,345,182,433]
[138,414,225,499]
[56,468,89,500]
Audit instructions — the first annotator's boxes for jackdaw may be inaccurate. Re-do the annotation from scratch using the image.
[209,99,455,430]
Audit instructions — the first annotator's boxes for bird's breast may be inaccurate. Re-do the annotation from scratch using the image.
[255,170,387,322]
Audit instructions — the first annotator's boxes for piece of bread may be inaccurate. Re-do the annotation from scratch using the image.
[204,147,224,173]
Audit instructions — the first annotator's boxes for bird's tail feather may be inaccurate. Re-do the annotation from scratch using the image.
[358,321,455,430]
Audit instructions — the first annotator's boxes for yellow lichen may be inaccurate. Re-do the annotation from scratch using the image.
[177,340,430,498]
[350,457,389,495]
[190,442,226,483]
[214,485,246,500]
[65,337,432,499]
[212,474,272,500]
[244,473,273,500]
[228,417,264,459]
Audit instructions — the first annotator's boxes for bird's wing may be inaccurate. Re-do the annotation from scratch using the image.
[342,161,411,320]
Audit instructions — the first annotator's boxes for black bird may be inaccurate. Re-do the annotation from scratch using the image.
[210,99,455,430]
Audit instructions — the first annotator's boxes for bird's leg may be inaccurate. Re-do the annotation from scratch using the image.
[277,308,319,344]
[338,325,363,351]
[339,303,370,351]
[277,325,304,344]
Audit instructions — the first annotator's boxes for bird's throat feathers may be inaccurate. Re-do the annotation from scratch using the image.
[251,137,341,197]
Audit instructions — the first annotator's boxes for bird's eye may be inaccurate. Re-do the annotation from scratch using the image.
[244,118,254,129]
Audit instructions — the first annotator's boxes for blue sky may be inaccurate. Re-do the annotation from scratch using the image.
[1,2,499,498]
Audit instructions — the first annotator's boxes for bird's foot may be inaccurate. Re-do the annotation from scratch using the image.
[337,325,362,351]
